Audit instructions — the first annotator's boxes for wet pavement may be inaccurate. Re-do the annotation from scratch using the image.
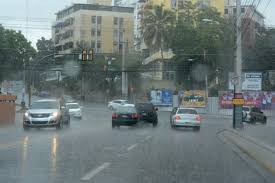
[0,104,274,183]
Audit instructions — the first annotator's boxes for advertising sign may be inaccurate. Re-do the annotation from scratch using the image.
[150,89,173,107]
[229,72,262,91]
[219,91,275,109]
[181,90,206,108]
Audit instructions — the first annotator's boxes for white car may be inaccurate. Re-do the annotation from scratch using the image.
[66,103,82,119]
[170,107,201,131]
[108,100,134,110]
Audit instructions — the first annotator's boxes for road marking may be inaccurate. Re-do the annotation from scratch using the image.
[145,135,152,141]
[81,162,111,181]
[127,143,138,151]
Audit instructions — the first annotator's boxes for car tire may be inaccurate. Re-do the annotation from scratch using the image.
[250,117,256,124]
[112,122,115,128]
[193,127,200,131]
[263,117,267,125]
[56,120,63,130]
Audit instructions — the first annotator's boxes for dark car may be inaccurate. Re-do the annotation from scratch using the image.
[135,103,158,127]
[112,106,139,128]
[242,106,267,124]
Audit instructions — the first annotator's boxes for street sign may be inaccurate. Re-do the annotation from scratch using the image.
[232,98,245,105]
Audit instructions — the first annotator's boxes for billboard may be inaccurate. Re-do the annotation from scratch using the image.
[181,90,206,108]
[150,89,173,107]
[229,72,262,91]
[219,91,275,110]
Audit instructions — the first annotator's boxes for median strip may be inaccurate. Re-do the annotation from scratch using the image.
[221,130,275,175]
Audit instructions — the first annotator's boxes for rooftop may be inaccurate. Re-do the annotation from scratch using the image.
[56,3,134,19]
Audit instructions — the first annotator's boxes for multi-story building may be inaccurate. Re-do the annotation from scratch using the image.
[87,0,112,6]
[52,3,134,55]
[224,4,265,49]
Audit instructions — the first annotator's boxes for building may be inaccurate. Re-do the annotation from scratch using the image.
[87,0,112,6]
[224,4,265,49]
[52,3,134,55]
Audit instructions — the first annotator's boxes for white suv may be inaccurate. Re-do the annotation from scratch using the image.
[108,100,134,110]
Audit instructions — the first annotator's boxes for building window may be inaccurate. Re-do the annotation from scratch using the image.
[119,31,124,42]
[119,18,124,27]
[119,43,123,52]
[233,8,236,14]
[92,16,96,24]
[91,29,96,36]
[241,8,245,13]
[91,41,96,48]
[97,30,101,37]
[97,42,101,49]
[113,30,118,39]
[97,16,102,24]
[225,8,228,14]
[114,17,118,25]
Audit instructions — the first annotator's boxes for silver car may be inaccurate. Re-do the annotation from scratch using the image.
[170,108,201,131]
[23,99,70,130]
[66,102,82,119]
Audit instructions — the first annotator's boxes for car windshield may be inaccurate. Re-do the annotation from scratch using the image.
[66,104,79,109]
[1,0,275,182]
[177,109,198,115]
[116,107,136,113]
[31,101,59,109]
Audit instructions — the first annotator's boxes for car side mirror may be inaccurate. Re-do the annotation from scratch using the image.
[155,108,158,111]
[260,111,263,114]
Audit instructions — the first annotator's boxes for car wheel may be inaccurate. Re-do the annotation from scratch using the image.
[171,124,175,129]
[250,117,256,124]
[56,120,63,130]
[263,117,267,124]
[193,127,200,131]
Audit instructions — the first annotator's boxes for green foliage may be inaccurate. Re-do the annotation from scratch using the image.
[0,25,36,81]
[170,2,235,90]
[141,5,176,59]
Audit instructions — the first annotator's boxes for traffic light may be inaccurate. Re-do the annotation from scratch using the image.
[82,49,87,63]
[88,49,94,63]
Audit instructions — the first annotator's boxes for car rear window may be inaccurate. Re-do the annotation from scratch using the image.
[177,109,197,114]
[136,103,153,111]
[66,104,79,109]
[243,107,249,111]
[116,107,136,113]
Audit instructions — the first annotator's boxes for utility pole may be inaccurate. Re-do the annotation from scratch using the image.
[233,0,244,129]
[122,41,128,99]
[203,49,208,101]
[236,0,242,93]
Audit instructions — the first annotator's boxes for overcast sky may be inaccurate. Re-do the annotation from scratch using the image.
[0,0,274,48]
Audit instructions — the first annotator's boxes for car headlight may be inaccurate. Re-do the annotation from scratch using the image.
[50,112,59,118]
[24,112,30,118]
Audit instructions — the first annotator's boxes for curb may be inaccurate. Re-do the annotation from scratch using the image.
[220,129,275,175]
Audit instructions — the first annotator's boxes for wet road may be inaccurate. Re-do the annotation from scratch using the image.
[0,104,274,183]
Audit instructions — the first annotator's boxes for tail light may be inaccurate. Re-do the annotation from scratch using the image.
[196,115,202,122]
[112,113,118,118]
[132,113,138,119]
[175,116,181,120]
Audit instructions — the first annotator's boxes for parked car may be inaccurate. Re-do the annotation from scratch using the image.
[242,106,267,124]
[112,106,139,128]
[135,103,158,127]
[170,107,201,131]
[108,100,134,110]
[66,102,82,119]
[23,99,70,130]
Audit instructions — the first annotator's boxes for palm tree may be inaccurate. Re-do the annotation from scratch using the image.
[141,5,175,61]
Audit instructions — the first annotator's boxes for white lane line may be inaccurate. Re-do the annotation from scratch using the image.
[127,143,138,151]
[81,162,111,181]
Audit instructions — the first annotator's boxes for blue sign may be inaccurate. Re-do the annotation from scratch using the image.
[162,90,173,106]
[150,89,173,107]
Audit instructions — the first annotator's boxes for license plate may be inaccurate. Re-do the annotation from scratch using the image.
[142,113,147,116]
[122,115,128,118]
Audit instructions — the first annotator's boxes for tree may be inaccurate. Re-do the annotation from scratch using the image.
[141,5,176,60]
[36,37,54,56]
[170,3,235,91]
[0,26,36,81]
